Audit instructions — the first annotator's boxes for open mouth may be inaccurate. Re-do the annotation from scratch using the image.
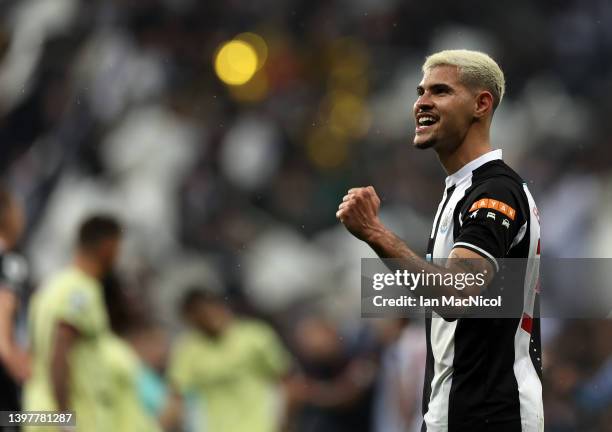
[415,115,438,133]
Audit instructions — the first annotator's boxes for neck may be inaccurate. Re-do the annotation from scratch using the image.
[436,124,492,175]
[74,252,104,279]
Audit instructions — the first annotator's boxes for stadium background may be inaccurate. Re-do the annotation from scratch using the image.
[1,0,611,430]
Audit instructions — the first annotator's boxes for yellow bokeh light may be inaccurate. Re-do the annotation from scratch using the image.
[235,32,268,70]
[215,40,258,86]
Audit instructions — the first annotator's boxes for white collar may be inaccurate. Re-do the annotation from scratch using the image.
[445,149,503,188]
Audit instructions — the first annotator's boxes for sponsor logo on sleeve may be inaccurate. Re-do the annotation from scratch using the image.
[469,198,516,220]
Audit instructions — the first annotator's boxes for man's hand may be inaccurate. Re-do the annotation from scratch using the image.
[336,186,384,242]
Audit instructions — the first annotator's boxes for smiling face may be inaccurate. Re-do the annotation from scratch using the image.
[413,65,478,152]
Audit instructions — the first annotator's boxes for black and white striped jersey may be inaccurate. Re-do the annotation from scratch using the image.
[421,149,543,432]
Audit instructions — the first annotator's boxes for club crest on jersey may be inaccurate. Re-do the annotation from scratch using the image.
[439,210,452,233]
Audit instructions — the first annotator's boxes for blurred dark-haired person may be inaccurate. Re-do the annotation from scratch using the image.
[0,185,29,415]
[168,288,291,432]
[337,50,543,431]
[24,215,122,432]
[96,273,167,432]
[289,316,378,432]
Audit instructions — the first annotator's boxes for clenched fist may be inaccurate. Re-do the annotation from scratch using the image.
[336,186,384,242]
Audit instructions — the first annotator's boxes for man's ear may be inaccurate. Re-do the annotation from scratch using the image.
[474,91,494,119]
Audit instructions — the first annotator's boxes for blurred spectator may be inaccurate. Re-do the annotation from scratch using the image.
[168,288,291,432]
[372,319,425,432]
[544,320,612,432]
[0,184,29,420]
[102,333,163,432]
[289,316,377,432]
[100,273,177,432]
[23,215,122,432]
[128,322,183,432]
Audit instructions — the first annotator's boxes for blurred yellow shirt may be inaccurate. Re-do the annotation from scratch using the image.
[23,267,112,432]
[168,319,291,432]
[101,335,162,432]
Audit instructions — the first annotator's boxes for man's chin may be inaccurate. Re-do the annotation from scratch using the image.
[413,136,435,149]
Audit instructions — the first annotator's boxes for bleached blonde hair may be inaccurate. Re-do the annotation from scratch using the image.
[423,49,505,110]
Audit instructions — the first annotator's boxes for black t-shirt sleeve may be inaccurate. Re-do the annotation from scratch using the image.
[454,179,526,268]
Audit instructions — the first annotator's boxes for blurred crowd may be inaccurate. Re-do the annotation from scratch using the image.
[0,0,611,430]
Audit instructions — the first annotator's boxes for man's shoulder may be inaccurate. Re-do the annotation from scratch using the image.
[457,160,533,225]
[234,318,275,334]
[472,160,526,190]
[463,160,529,207]
[174,328,199,343]
[232,318,283,345]
[172,330,212,354]
[34,268,104,322]
[45,267,100,294]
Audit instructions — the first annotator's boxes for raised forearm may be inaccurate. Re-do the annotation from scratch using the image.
[338,187,494,316]
[366,227,463,296]
[365,225,421,261]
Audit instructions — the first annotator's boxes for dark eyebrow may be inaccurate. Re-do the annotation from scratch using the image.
[417,83,454,95]
[430,83,453,93]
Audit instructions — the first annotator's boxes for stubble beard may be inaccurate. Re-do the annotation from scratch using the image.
[413,133,437,150]
[414,138,435,150]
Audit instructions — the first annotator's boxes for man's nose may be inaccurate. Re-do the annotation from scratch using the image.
[415,94,433,111]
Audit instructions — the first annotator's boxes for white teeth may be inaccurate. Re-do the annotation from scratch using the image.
[418,116,436,126]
